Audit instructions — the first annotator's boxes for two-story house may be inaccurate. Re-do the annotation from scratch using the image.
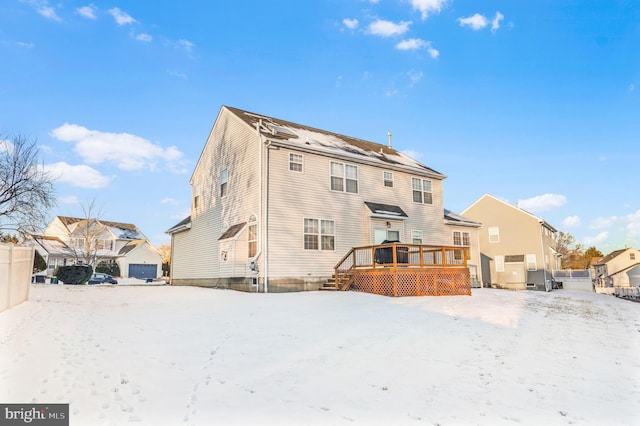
[167,106,481,293]
[25,216,162,279]
[462,194,559,291]
[593,248,640,292]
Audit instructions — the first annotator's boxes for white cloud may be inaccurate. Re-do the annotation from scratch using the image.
[59,195,80,204]
[410,0,448,20]
[458,13,489,30]
[174,39,195,52]
[516,193,566,212]
[108,7,135,25]
[134,32,153,42]
[583,232,609,246]
[16,41,34,48]
[400,150,424,161]
[161,197,179,205]
[76,5,97,19]
[167,70,187,79]
[405,70,424,87]
[367,19,411,37]
[44,162,112,189]
[24,0,61,21]
[0,139,13,153]
[49,123,188,174]
[395,38,439,58]
[170,208,192,220]
[343,18,359,30]
[589,216,618,230]
[491,12,504,32]
[562,216,581,228]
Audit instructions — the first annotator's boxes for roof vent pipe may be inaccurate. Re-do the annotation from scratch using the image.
[387,131,392,148]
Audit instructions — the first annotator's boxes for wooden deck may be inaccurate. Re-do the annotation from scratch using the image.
[327,243,471,297]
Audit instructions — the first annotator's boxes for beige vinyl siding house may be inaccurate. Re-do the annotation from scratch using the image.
[168,106,480,292]
[593,248,640,292]
[25,216,163,279]
[462,194,559,291]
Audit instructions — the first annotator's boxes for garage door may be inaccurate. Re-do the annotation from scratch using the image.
[128,264,157,279]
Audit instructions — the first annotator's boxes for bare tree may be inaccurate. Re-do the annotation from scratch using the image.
[0,134,56,235]
[69,199,108,267]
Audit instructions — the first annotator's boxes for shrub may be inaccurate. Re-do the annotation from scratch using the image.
[33,250,47,273]
[95,261,120,277]
[56,265,93,285]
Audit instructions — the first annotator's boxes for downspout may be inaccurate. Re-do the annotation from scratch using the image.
[539,222,548,291]
[257,120,270,293]
[264,139,271,293]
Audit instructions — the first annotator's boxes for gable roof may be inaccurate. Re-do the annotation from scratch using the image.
[29,234,71,255]
[595,248,633,266]
[463,194,557,232]
[222,106,446,179]
[56,216,146,240]
[166,216,192,234]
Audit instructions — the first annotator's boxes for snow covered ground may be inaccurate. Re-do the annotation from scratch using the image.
[1,285,639,426]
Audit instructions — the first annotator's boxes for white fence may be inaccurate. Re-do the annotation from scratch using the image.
[0,244,35,313]
[553,269,593,292]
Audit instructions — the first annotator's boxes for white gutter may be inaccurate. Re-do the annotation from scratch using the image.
[539,222,549,291]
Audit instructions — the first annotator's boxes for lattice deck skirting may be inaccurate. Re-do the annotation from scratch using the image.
[350,267,471,297]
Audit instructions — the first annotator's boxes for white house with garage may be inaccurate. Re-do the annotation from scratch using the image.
[167,105,481,292]
[25,216,162,279]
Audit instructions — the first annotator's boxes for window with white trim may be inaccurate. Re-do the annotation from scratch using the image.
[248,224,257,258]
[526,254,537,271]
[289,153,303,172]
[488,226,500,243]
[220,169,228,197]
[383,171,393,187]
[495,255,505,272]
[304,218,335,250]
[453,231,470,246]
[331,162,358,193]
[412,230,423,244]
[193,183,201,209]
[412,178,433,204]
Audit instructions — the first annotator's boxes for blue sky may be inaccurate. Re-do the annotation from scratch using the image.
[1,0,638,253]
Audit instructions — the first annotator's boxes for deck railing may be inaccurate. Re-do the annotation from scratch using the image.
[334,243,468,290]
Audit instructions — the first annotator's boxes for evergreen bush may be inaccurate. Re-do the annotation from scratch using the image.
[56,265,93,285]
[33,250,47,273]
[95,261,120,277]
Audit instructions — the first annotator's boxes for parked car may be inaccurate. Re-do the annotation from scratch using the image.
[88,273,118,285]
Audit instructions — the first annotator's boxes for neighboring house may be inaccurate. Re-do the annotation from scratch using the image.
[24,216,162,279]
[462,194,559,291]
[167,105,481,292]
[593,248,640,290]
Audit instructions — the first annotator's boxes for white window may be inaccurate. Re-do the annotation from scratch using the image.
[289,153,303,172]
[495,255,505,272]
[193,183,201,208]
[72,238,85,249]
[383,171,393,187]
[526,254,537,271]
[412,178,433,204]
[304,218,335,250]
[220,169,228,197]
[248,224,257,258]
[488,226,500,243]
[330,162,358,194]
[412,230,423,244]
[453,231,470,246]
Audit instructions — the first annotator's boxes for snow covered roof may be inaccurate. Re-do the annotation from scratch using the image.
[30,235,71,255]
[444,209,481,228]
[57,216,146,240]
[225,106,446,179]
